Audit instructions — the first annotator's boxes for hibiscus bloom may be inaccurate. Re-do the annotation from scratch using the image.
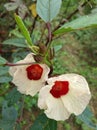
[38,74,91,121]
[9,53,50,96]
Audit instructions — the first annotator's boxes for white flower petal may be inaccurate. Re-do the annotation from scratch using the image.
[26,64,50,96]
[9,53,50,96]
[12,68,29,94]
[61,91,91,115]
[9,53,35,76]
[39,64,50,82]
[12,65,49,96]
[60,74,91,115]
[48,74,91,95]
[38,85,70,121]
[23,53,35,62]
[46,74,91,117]
[38,85,50,110]
[9,66,17,76]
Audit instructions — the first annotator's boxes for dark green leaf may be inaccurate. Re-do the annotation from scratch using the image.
[30,113,57,130]
[2,38,27,48]
[15,124,22,130]
[0,76,12,83]
[0,120,14,130]
[0,101,18,130]
[5,88,22,105]
[0,55,7,65]
[48,119,57,130]
[36,0,62,22]
[54,14,97,35]
[2,101,17,122]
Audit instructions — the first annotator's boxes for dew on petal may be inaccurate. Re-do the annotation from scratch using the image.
[50,81,69,98]
[26,64,43,80]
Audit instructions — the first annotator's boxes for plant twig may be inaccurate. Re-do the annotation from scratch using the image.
[31,15,38,34]
[45,0,91,46]
[53,0,91,32]
[46,22,52,43]
[5,62,37,66]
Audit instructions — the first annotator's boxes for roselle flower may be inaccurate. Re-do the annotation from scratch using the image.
[38,74,91,121]
[9,53,50,96]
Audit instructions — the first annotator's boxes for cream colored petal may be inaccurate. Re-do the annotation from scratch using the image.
[23,53,35,62]
[47,74,75,84]
[9,66,17,76]
[9,53,50,96]
[11,64,50,96]
[9,53,35,76]
[39,64,50,81]
[12,67,43,96]
[9,60,26,76]
[47,74,91,116]
[38,85,50,110]
[27,83,44,96]
[61,91,91,115]
[12,66,31,94]
[61,74,91,115]
[26,80,46,96]
[25,64,50,96]
[38,85,70,121]
[48,73,90,93]
[45,95,70,121]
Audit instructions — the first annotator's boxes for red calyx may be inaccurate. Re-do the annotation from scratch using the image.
[50,81,69,98]
[26,64,43,80]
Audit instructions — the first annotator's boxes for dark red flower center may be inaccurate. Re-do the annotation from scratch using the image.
[50,81,69,98]
[26,64,43,80]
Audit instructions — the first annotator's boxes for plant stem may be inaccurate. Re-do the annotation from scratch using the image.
[31,15,38,34]
[45,0,91,46]
[5,62,37,66]
[46,22,52,44]
[53,0,91,32]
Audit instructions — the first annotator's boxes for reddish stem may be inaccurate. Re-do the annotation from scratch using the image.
[46,22,52,44]
[5,62,36,66]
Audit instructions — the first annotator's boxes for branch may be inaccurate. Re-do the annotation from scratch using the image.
[5,62,36,66]
[31,15,38,34]
[45,0,91,45]
[46,22,52,43]
[53,0,91,32]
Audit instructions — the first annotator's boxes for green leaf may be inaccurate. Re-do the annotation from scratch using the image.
[3,38,27,48]
[15,124,22,130]
[77,107,97,129]
[36,0,62,22]
[0,101,18,130]
[54,45,62,52]
[5,88,22,105]
[14,14,32,46]
[0,66,9,76]
[54,14,97,35]
[4,3,18,11]
[10,29,24,38]
[30,113,57,130]
[0,76,12,83]
[0,55,7,65]
[0,120,14,130]
[2,101,17,122]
